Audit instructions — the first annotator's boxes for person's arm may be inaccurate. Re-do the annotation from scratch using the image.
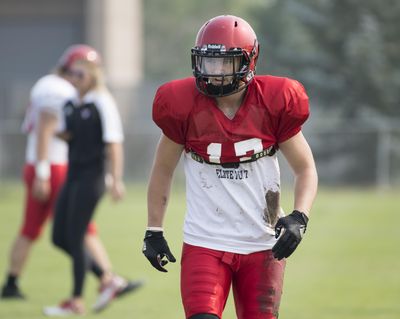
[143,134,184,272]
[147,134,184,227]
[56,131,71,141]
[32,110,58,201]
[272,131,318,260]
[106,142,125,201]
[279,131,318,217]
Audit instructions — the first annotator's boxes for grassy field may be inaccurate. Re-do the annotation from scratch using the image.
[0,181,399,319]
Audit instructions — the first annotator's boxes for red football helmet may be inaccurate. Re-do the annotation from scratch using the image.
[191,15,259,97]
[57,44,101,71]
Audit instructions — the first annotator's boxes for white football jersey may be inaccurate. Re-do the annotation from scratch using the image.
[152,76,310,255]
[23,74,76,164]
[183,153,284,254]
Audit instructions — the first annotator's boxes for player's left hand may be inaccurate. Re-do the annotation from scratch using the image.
[272,210,309,260]
[142,230,176,272]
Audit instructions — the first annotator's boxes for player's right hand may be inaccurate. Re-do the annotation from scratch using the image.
[109,179,125,202]
[142,230,176,272]
[32,177,51,202]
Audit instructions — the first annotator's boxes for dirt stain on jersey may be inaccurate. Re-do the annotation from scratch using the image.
[263,190,280,227]
[199,171,213,189]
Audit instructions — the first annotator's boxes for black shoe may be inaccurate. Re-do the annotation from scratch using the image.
[115,279,144,298]
[1,285,26,299]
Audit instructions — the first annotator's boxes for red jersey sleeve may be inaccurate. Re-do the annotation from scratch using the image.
[152,82,187,145]
[276,79,310,144]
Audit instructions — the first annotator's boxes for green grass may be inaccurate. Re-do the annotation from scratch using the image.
[0,182,399,319]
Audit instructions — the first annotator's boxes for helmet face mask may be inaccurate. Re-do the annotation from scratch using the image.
[198,56,241,77]
[191,15,259,97]
[192,47,247,96]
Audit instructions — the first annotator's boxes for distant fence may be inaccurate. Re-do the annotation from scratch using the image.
[302,117,400,188]
[1,117,400,188]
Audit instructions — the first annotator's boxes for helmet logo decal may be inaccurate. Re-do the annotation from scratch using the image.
[81,108,91,119]
[246,71,254,82]
[87,51,98,62]
[202,44,226,52]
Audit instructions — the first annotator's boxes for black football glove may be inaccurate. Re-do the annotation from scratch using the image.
[142,230,176,272]
[272,210,309,260]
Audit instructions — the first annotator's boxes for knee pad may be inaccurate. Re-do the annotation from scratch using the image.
[189,314,219,319]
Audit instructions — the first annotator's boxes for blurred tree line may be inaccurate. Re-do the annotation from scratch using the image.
[144,0,400,117]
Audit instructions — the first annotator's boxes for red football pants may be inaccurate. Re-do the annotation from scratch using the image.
[20,164,97,240]
[181,243,285,319]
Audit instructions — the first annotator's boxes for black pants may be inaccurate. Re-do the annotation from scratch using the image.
[52,165,105,297]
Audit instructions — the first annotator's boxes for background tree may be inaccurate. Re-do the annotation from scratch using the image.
[252,0,400,117]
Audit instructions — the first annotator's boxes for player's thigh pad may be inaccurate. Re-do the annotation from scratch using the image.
[20,165,48,240]
[181,244,231,319]
[20,164,68,240]
[232,250,286,319]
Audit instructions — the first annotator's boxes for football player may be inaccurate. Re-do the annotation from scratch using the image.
[143,15,318,319]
